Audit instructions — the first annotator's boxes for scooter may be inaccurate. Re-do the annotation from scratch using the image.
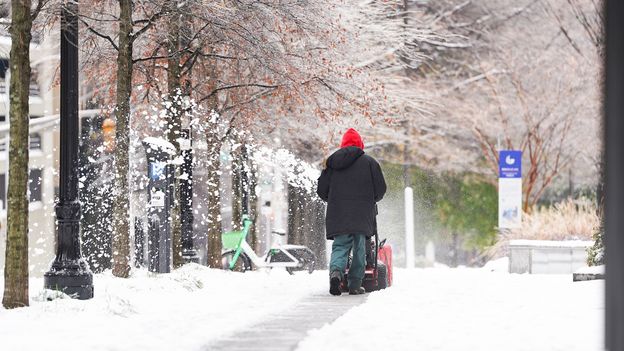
[221,215,317,274]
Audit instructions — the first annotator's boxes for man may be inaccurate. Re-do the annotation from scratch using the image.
[317,128,386,295]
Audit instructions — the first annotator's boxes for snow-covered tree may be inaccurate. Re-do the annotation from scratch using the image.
[357,0,602,209]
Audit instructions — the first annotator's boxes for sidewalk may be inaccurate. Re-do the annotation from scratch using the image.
[205,293,366,351]
[297,268,604,351]
[0,265,332,351]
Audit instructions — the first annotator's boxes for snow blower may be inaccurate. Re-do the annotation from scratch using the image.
[341,206,393,292]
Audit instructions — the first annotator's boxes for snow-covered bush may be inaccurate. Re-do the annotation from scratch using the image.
[587,218,605,266]
[509,198,598,241]
[486,198,599,259]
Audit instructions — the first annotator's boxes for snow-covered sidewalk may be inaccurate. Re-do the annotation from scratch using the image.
[297,268,604,351]
[0,264,327,351]
[1,265,605,351]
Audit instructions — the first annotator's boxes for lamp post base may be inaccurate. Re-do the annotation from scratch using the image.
[44,260,94,300]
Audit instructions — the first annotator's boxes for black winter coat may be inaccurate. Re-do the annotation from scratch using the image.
[316,146,387,239]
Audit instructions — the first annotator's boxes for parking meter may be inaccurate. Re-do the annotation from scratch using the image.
[180,129,199,263]
[142,137,176,273]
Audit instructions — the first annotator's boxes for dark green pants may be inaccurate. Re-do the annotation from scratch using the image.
[329,234,366,289]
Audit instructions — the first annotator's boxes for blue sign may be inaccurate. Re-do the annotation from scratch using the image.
[499,150,522,178]
[150,162,167,180]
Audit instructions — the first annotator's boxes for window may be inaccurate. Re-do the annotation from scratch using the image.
[30,133,41,150]
[28,168,42,203]
[0,58,8,80]
[0,171,44,206]
[0,60,40,95]
[29,68,39,96]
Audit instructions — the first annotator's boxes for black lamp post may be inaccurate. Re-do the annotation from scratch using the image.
[44,0,94,299]
[180,128,198,263]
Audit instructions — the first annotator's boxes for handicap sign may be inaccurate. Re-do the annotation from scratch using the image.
[150,162,167,180]
[499,150,522,178]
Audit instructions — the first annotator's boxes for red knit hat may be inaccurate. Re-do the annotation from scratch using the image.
[340,128,364,150]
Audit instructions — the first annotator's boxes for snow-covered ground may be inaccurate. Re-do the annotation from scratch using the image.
[0,264,327,351]
[1,264,605,351]
[297,268,604,351]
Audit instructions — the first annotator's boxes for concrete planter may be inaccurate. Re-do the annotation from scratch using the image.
[509,240,593,274]
[572,265,605,282]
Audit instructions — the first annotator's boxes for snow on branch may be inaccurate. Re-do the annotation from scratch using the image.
[253,146,320,194]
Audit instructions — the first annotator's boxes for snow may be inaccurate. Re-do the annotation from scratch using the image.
[0,264,327,351]
[142,137,176,153]
[575,265,605,275]
[296,268,604,351]
[0,266,605,351]
[253,146,321,193]
[509,239,594,248]
[481,256,509,272]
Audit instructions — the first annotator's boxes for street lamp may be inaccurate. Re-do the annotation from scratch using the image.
[43,0,94,299]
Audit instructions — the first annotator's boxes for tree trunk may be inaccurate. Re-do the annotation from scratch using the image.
[308,198,327,268]
[287,184,304,245]
[205,138,223,268]
[286,184,326,266]
[2,0,33,309]
[166,1,183,268]
[230,143,243,231]
[246,148,260,252]
[111,0,133,278]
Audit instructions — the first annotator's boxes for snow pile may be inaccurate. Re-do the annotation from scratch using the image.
[509,240,594,248]
[296,268,604,351]
[481,257,509,273]
[575,265,605,275]
[0,264,327,351]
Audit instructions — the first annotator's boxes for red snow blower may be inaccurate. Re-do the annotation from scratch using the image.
[341,206,393,292]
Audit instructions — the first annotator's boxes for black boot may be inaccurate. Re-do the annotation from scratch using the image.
[329,271,342,296]
[349,286,366,295]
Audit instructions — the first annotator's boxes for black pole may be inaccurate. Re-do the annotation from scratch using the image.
[44,1,94,299]
[180,128,198,263]
[605,0,624,348]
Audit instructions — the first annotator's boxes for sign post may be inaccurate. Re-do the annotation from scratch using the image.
[498,150,522,229]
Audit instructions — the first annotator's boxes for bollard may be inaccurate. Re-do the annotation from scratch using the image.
[404,187,415,268]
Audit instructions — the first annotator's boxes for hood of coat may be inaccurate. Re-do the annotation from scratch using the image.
[326,146,365,170]
[340,128,364,150]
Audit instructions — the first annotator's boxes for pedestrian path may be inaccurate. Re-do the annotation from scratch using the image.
[204,293,367,351]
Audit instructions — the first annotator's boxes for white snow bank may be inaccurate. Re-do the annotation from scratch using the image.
[509,240,594,248]
[0,264,327,351]
[296,268,604,351]
[481,256,509,272]
[575,265,605,275]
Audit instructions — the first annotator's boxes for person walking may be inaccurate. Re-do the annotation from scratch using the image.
[317,128,386,295]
